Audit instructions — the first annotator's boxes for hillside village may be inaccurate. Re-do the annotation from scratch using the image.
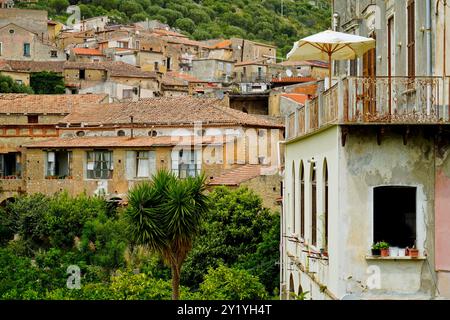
[0,5,330,211]
[0,0,450,304]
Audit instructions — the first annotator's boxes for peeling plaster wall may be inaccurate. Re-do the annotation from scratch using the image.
[339,126,436,298]
[283,126,340,300]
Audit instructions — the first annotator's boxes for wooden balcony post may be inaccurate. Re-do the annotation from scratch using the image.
[338,78,345,123]
[318,91,323,127]
[305,100,310,133]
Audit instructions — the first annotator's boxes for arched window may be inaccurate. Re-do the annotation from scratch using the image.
[291,162,295,233]
[299,161,305,239]
[311,162,317,247]
[323,160,329,251]
[289,274,295,300]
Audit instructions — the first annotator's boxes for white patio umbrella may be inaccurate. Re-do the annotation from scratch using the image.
[287,30,376,85]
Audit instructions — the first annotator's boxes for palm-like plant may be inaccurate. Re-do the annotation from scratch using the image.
[125,170,209,300]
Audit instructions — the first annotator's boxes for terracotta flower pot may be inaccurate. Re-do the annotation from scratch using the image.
[380,248,390,257]
[409,248,419,258]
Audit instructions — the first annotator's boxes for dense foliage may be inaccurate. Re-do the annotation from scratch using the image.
[20,0,331,57]
[0,185,279,300]
[0,75,34,94]
[30,72,66,94]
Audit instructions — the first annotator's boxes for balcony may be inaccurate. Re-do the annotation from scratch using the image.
[234,72,274,83]
[286,76,450,141]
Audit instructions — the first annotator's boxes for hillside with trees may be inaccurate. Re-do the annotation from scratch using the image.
[19,0,331,57]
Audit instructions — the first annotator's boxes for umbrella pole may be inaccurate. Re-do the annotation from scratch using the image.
[328,53,332,89]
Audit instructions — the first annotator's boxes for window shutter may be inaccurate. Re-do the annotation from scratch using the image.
[407,0,415,78]
[126,151,135,179]
[148,151,156,178]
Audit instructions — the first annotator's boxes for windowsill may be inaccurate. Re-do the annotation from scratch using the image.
[0,177,22,180]
[365,255,426,261]
[45,177,73,180]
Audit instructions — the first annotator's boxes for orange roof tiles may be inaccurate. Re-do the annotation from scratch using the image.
[62,97,284,128]
[0,60,65,73]
[0,94,108,115]
[271,77,316,83]
[209,165,263,186]
[72,48,105,56]
[64,61,158,78]
[281,93,309,105]
[24,136,229,149]
[213,39,232,49]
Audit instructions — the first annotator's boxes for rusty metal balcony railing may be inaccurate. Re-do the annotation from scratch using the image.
[286,76,450,141]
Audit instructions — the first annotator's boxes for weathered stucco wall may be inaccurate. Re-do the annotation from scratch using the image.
[339,126,436,298]
[283,126,339,300]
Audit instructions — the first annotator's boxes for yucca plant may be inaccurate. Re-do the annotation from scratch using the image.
[125,170,209,300]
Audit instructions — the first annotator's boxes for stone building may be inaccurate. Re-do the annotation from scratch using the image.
[63,61,161,101]
[18,97,283,208]
[0,94,108,203]
[281,0,450,300]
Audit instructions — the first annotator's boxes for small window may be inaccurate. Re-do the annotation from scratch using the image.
[76,131,85,137]
[135,40,140,49]
[46,150,72,178]
[122,89,133,100]
[135,151,149,178]
[9,29,14,34]
[16,80,23,85]
[0,153,21,179]
[79,69,86,80]
[148,130,158,137]
[86,150,113,179]
[51,50,58,58]
[23,43,31,57]
[117,130,126,136]
[27,115,38,124]
[374,186,416,248]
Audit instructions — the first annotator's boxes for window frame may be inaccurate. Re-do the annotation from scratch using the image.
[86,150,113,180]
[23,43,31,57]
[46,150,73,179]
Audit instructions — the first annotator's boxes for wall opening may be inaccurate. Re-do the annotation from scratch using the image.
[299,161,305,239]
[373,186,417,248]
[311,162,317,246]
[323,159,328,250]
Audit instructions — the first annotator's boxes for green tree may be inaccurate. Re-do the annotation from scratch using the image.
[199,264,268,300]
[182,187,278,292]
[30,72,65,94]
[49,0,69,14]
[0,75,34,93]
[175,18,196,34]
[125,170,209,300]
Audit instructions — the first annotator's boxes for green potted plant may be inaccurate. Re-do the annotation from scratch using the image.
[378,241,390,257]
[371,242,381,256]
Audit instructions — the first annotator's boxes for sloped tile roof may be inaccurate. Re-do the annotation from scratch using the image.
[0,94,108,114]
[72,48,105,56]
[61,97,284,128]
[208,165,263,186]
[64,61,158,78]
[0,60,65,73]
[281,93,309,105]
[23,135,228,148]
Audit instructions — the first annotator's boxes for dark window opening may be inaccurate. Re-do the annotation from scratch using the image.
[79,69,86,80]
[23,43,30,57]
[300,162,305,239]
[311,163,317,246]
[117,130,126,136]
[27,115,39,124]
[374,186,416,248]
[0,153,21,178]
[407,0,415,78]
[47,150,72,178]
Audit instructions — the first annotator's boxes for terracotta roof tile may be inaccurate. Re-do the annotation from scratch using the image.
[64,61,158,78]
[0,94,108,115]
[0,60,65,73]
[271,77,316,84]
[62,97,284,128]
[24,136,227,148]
[281,93,309,105]
[72,48,105,56]
[213,39,232,49]
[209,165,263,186]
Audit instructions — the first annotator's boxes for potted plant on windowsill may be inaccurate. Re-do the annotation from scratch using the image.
[406,246,419,258]
[371,242,381,256]
[378,241,390,257]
